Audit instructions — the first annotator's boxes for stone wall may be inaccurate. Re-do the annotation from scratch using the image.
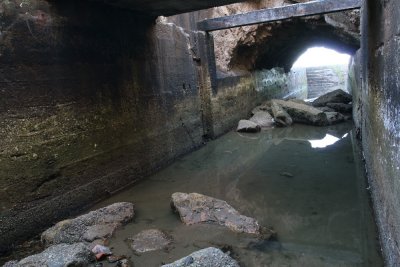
[0,0,206,253]
[211,68,290,136]
[361,0,400,265]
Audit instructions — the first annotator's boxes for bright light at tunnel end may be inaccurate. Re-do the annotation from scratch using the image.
[292,47,351,69]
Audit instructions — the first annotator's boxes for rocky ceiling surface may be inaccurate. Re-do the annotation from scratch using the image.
[201,0,360,73]
[89,0,246,16]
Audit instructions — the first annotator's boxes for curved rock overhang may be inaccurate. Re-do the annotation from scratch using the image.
[228,15,360,72]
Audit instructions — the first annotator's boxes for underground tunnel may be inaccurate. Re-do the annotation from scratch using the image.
[0,0,399,266]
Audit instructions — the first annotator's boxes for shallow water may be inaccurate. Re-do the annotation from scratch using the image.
[91,122,382,267]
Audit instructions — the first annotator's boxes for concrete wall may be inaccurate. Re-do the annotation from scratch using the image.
[0,0,289,252]
[348,50,362,131]
[361,0,400,265]
[211,68,293,137]
[0,0,207,252]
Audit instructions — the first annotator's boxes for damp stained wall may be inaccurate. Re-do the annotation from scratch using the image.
[0,0,287,252]
[361,0,400,265]
[0,0,206,252]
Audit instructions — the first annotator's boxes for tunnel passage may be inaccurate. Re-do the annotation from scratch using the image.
[216,12,360,74]
[230,17,359,73]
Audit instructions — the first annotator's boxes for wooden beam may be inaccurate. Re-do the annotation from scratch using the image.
[197,0,362,32]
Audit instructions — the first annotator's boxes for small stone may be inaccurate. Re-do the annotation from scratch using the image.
[96,253,107,261]
[92,244,112,255]
[237,120,261,133]
[161,247,239,267]
[129,229,172,253]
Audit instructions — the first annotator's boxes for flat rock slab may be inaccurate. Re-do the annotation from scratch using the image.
[312,89,352,107]
[249,111,274,128]
[5,243,94,267]
[129,229,172,253]
[41,202,135,246]
[273,100,328,126]
[171,192,260,234]
[237,120,261,133]
[161,247,239,267]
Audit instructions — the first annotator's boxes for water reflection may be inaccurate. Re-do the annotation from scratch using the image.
[308,133,350,148]
[91,122,382,267]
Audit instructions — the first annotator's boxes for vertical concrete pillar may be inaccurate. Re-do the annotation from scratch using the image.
[193,32,216,139]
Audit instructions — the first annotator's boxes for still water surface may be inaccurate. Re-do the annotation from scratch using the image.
[93,122,383,267]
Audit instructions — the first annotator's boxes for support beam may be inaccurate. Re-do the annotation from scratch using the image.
[197,0,362,32]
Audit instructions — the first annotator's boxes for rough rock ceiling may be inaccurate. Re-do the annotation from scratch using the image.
[89,0,246,17]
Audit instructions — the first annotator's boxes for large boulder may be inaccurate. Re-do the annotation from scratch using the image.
[236,120,261,133]
[312,89,352,107]
[5,243,94,267]
[271,102,293,127]
[41,202,135,246]
[171,192,260,234]
[129,229,172,253]
[274,100,329,126]
[161,247,239,267]
[249,111,274,128]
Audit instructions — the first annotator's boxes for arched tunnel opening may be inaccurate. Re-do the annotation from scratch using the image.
[290,46,352,100]
[1,0,399,266]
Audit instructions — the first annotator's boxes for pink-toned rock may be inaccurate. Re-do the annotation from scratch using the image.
[171,192,260,234]
[41,202,135,246]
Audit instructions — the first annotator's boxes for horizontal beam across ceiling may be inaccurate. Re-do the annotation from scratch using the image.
[197,0,362,32]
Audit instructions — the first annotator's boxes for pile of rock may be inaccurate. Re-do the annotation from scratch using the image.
[237,89,353,132]
[5,202,135,267]
[5,193,274,266]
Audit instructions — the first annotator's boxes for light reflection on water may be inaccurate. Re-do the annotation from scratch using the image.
[92,122,382,267]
